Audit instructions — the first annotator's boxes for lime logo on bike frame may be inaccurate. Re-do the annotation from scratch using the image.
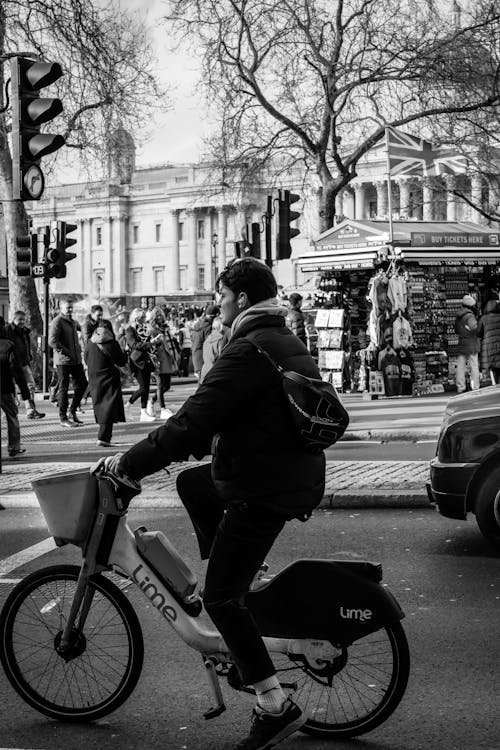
[132,564,177,622]
[339,606,372,623]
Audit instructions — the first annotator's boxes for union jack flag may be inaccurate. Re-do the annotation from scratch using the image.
[386,127,468,177]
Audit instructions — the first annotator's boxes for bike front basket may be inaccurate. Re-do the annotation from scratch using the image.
[32,468,99,546]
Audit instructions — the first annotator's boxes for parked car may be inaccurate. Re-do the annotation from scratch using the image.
[427,385,500,549]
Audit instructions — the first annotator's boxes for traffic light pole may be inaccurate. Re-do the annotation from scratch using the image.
[265,195,273,268]
[42,278,50,393]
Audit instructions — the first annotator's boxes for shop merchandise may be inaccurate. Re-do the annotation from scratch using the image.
[393,313,413,349]
[378,345,401,397]
[388,271,408,312]
[398,348,415,396]
[367,268,390,315]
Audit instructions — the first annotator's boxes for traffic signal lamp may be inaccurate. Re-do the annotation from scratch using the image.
[45,220,77,279]
[15,231,37,276]
[249,222,261,259]
[11,56,65,201]
[277,189,300,260]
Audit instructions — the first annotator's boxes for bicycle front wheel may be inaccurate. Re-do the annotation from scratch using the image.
[0,564,144,722]
[275,622,410,738]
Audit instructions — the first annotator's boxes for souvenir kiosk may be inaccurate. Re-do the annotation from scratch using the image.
[297,219,500,396]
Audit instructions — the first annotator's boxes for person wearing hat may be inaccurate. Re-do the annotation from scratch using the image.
[191,303,220,379]
[285,293,307,346]
[454,294,480,393]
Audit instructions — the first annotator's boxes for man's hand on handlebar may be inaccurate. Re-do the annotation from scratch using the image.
[103,453,125,476]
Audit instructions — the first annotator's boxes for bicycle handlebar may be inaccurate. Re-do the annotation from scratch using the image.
[90,459,142,502]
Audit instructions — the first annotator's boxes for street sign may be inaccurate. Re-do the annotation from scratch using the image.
[32,264,45,276]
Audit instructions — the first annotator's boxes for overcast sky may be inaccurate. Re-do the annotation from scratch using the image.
[120,0,206,166]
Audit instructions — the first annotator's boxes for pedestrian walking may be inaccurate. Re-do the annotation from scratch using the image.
[123,326,156,422]
[103,258,325,750]
[191,304,219,379]
[147,306,180,419]
[177,318,192,377]
[6,310,45,419]
[199,316,227,383]
[48,299,88,427]
[285,293,307,346]
[128,308,149,341]
[84,326,128,446]
[0,316,30,458]
[477,299,500,385]
[454,294,480,393]
[81,304,114,344]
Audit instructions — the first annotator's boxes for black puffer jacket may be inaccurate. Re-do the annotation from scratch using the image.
[119,314,326,519]
[477,301,500,370]
[285,306,307,345]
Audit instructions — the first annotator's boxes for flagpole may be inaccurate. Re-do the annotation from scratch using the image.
[385,125,394,245]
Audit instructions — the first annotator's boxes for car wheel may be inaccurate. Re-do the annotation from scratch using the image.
[474,466,500,549]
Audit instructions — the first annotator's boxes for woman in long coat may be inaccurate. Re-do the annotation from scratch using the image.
[147,306,180,419]
[84,326,128,446]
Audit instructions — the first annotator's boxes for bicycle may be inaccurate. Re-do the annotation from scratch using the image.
[0,464,410,739]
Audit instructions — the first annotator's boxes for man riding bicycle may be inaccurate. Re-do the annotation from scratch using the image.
[105,258,325,749]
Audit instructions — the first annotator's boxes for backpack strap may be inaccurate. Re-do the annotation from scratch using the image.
[244,337,284,374]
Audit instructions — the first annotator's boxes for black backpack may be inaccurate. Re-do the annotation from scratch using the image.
[249,341,350,453]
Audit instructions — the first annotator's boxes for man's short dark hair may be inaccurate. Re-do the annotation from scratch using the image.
[13,310,26,318]
[91,304,103,314]
[289,293,303,306]
[217,258,277,305]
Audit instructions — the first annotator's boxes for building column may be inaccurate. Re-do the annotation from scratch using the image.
[86,218,94,293]
[79,219,86,292]
[202,210,213,290]
[342,188,355,220]
[105,217,113,295]
[397,178,411,219]
[235,205,248,240]
[375,181,388,219]
[353,182,366,219]
[169,209,180,292]
[114,213,128,296]
[422,183,433,221]
[470,174,485,224]
[186,209,198,291]
[443,175,457,221]
[217,207,227,275]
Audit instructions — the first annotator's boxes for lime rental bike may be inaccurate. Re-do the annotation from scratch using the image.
[0,465,410,738]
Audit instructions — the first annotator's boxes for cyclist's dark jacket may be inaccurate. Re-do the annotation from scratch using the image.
[119,313,326,519]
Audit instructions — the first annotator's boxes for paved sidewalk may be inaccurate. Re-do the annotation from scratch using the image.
[0,459,431,510]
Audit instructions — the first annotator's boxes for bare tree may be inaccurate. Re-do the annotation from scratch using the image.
[165,0,500,231]
[0,0,168,331]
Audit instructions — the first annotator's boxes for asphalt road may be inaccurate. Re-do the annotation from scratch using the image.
[0,506,498,750]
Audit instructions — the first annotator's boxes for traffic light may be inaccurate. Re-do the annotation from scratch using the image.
[249,222,261,259]
[46,220,77,279]
[277,189,300,260]
[10,56,65,201]
[15,231,37,276]
[234,240,247,258]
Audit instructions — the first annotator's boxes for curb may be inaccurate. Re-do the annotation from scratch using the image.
[341,429,439,442]
[0,488,431,511]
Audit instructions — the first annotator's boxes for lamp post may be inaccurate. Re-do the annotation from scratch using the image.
[211,232,218,291]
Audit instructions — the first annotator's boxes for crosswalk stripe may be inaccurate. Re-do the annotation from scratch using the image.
[0,538,56,577]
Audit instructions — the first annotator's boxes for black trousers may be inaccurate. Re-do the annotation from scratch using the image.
[98,423,113,442]
[179,348,191,377]
[56,364,88,419]
[129,369,151,408]
[152,373,171,408]
[176,464,285,686]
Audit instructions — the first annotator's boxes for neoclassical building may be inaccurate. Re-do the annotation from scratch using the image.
[7,127,497,308]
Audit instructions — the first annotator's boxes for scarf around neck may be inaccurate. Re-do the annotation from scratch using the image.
[230,297,288,339]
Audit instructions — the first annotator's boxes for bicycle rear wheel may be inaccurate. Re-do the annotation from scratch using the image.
[0,564,144,722]
[275,622,410,738]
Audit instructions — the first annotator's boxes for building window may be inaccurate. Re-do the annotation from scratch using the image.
[153,266,164,293]
[178,222,184,241]
[179,266,187,290]
[155,223,161,243]
[130,268,142,294]
[132,224,139,244]
[198,267,205,289]
[197,219,205,239]
[96,226,102,246]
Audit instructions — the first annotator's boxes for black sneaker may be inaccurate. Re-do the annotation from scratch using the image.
[60,417,76,428]
[8,448,27,458]
[27,410,45,419]
[69,411,84,426]
[235,699,305,750]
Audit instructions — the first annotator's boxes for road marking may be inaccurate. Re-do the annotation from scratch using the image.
[0,537,56,577]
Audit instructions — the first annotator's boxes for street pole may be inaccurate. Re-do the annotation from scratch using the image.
[42,278,50,393]
[265,195,273,268]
